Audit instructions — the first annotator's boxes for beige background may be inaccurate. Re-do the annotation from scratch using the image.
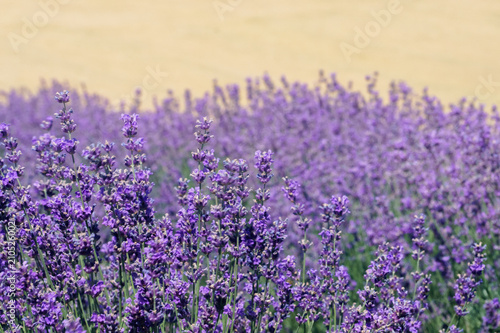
[2,0,500,109]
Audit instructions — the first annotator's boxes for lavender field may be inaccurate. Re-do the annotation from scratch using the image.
[1,74,499,332]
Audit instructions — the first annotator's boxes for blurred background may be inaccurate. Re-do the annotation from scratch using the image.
[2,0,500,109]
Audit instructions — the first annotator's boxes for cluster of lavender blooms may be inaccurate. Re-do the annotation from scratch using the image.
[1,91,425,332]
[0,70,499,332]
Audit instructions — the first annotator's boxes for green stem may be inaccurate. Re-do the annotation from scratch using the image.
[445,313,457,333]
[412,255,421,301]
[228,253,240,333]
[302,229,307,284]
[118,258,123,325]
[77,292,91,331]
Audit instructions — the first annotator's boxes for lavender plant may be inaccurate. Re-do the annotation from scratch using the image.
[0,72,499,332]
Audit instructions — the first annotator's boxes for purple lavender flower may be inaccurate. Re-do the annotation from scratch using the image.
[40,116,53,131]
[254,150,274,185]
[0,123,9,138]
[468,242,486,276]
[54,90,70,103]
[121,113,140,138]
[482,298,500,331]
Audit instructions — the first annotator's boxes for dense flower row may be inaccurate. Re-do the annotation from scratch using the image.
[0,72,499,332]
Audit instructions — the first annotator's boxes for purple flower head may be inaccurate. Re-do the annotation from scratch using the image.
[365,243,402,287]
[6,149,22,164]
[469,242,486,276]
[121,113,140,138]
[64,138,79,155]
[254,150,274,185]
[191,148,205,163]
[54,98,77,133]
[453,273,481,316]
[102,140,114,152]
[282,177,300,203]
[194,117,213,144]
[291,203,305,217]
[203,149,219,171]
[358,287,379,311]
[411,214,432,262]
[196,117,212,131]
[332,195,350,219]
[90,307,122,332]
[415,274,432,302]
[40,116,53,131]
[3,137,18,151]
[63,315,86,333]
[176,177,190,206]
[483,298,500,329]
[122,137,145,152]
[51,137,66,152]
[237,158,249,173]
[0,123,10,138]
[190,168,206,185]
[54,90,70,103]
[212,169,234,186]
